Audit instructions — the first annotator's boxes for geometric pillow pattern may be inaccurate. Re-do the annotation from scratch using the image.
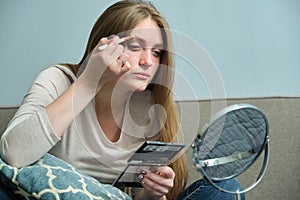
[0,153,131,200]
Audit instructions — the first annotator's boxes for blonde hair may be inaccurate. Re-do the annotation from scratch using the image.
[63,0,188,198]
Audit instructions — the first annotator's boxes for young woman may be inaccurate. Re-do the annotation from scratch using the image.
[0,1,244,199]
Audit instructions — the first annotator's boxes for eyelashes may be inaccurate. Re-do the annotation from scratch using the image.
[127,44,140,51]
[126,43,162,58]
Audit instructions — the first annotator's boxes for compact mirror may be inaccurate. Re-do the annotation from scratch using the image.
[192,104,270,198]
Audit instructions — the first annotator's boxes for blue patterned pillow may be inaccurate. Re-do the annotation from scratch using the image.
[0,153,131,200]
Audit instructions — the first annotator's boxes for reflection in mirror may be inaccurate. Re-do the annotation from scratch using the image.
[192,104,270,199]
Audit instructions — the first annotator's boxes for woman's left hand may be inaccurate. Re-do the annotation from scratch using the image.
[139,166,175,199]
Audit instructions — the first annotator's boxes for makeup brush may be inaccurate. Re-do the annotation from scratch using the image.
[98,35,134,51]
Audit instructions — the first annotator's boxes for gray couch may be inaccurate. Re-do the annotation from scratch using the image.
[1,97,299,200]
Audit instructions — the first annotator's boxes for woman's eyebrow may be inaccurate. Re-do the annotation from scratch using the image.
[132,35,163,49]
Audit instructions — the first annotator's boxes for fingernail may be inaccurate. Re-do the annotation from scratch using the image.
[138,174,144,180]
[139,170,147,175]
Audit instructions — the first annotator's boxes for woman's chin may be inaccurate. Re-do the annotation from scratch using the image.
[120,80,149,92]
[135,85,148,92]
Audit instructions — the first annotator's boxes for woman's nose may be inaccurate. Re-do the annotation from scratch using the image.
[139,49,152,67]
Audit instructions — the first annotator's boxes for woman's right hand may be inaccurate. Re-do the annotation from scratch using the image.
[45,36,130,138]
[80,36,131,90]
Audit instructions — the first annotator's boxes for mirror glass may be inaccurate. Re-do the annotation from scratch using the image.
[192,104,269,183]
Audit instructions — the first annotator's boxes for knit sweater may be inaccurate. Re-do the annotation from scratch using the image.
[0,65,161,184]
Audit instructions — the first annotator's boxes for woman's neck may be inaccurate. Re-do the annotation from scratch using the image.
[94,82,130,114]
[94,82,130,142]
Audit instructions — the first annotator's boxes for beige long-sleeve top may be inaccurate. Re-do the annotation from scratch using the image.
[0,65,161,184]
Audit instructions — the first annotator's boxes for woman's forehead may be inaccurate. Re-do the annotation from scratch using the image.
[130,18,163,47]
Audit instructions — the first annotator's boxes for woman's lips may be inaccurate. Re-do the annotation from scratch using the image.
[133,72,150,80]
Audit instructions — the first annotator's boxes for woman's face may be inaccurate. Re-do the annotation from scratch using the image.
[119,17,163,91]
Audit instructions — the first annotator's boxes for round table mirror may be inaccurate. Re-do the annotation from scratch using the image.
[192,104,270,199]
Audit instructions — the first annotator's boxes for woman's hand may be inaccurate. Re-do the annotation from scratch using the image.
[139,166,175,199]
[80,35,131,90]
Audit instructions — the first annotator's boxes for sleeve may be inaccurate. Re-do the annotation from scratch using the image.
[0,66,73,168]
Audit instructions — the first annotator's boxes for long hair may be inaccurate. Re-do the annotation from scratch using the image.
[63,0,188,198]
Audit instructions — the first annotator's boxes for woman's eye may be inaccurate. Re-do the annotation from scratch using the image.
[127,44,141,51]
[152,50,162,57]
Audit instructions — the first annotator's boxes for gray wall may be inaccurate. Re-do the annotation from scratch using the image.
[1,0,300,105]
